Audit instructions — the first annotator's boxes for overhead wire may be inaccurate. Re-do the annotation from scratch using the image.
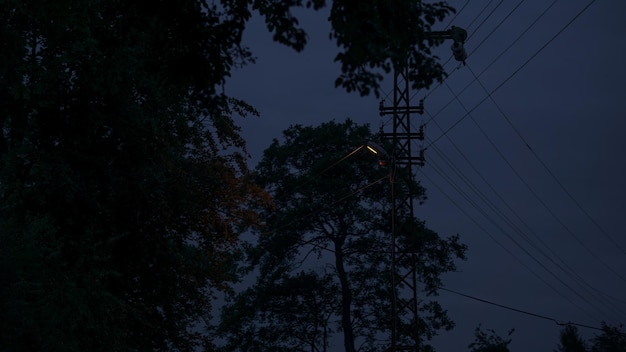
[466,0,526,59]
[414,0,504,103]
[243,142,390,258]
[210,142,381,229]
[437,285,604,331]
[420,0,519,102]
[274,140,382,198]
[400,1,623,317]
[251,0,616,336]
[317,145,367,175]
[261,184,609,332]
[442,0,469,30]
[420,114,626,321]
[421,0,616,270]
[465,0,505,41]
[425,0,598,148]
[433,74,626,287]
[463,0,498,35]
[422,0,560,124]
[274,196,612,332]
[259,135,615,328]
[406,0,624,313]
[465,63,626,257]
[423,149,616,323]
[415,162,602,323]
[408,0,509,104]
[357,0,623,333]
[418,115,626,323]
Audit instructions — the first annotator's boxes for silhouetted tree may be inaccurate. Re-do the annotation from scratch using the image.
[591,323,626,352]
[219,120,466,351]
[556,324,588,352]
[1,0,458,350]
[219,271,339,351]
[0,1,272,350]
[328,0,455,95]
[468,325,514,352]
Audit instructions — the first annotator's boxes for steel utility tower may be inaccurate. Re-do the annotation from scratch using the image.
[378,26,467,352]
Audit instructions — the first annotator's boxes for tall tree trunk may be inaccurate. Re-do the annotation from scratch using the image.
[335,241,356,352]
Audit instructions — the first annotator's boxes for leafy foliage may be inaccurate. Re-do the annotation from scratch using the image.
[249,0,457,96]
[468,325,515,352]
[329,0,456,95]
[553,323,626,352]
[556,324,588,352]
[0,0,270,350]
[1,0,457,350]
[591,323,626,352]
[219,120,466,351]
[219,271,339,352]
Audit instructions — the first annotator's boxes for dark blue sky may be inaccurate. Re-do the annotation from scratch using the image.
[227,1,626,350]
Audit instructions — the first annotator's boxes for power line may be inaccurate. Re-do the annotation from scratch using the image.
[434,75,626,287]
[466,63,626,257]
[425,151,616,323]
[419,117,626,322]
[425,0,598,148]
[438,285,604,331]
[443,1,470,30]
[269,196,609,332]
[428,130,626,322]
[260,150,390,235]
[244,142,390,251]
[422,0,560,125]
[466,0,505,42]
[409,0,624,322]
[421,0,528,102]
[419,0,501,102]
[278,141,380,199]
[464,0,498,35]
[416,165,602,323]
[266,149,613,330]
[467,0,526,59]
[414,0,520,103]
[318,145,367,175]
[469,0,559,68]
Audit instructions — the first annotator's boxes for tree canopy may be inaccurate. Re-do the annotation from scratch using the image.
[471,322,626,352]
[1,0,458,350]
[553,323,626,352]
[556,324,588,352]
[468,325,515,352]
[591,323,626,352]
[1,1,271,350]
[218,120,466,351]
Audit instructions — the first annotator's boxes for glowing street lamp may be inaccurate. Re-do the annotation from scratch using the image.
[365,141,390,167]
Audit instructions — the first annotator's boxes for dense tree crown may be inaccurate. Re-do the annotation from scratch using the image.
[0,0,457,350]
[218,120,467,351]
[1,1,271,350]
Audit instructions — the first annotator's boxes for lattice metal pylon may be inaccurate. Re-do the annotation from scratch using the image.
[378,24,468,352]
[379,64,425,352]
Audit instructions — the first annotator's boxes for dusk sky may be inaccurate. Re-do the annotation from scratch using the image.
[226,1,626,350]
